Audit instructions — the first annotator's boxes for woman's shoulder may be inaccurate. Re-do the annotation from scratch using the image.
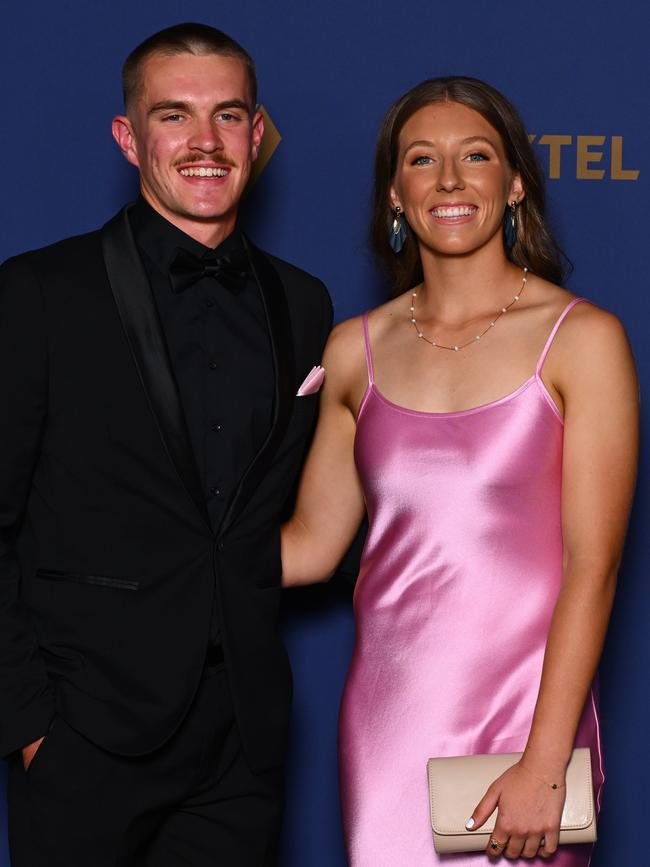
[325,313,365,357]
[529,276,626,341]
[327,294,407,352]
[320,315,369,402]
[548,286,626,345]
[322,297,407,405]
[532,278,634,388]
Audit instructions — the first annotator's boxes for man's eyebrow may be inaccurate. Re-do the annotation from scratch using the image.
[148,99,252,116]
[148,100,190,115]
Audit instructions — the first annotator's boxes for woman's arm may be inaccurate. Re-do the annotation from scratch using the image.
[469,303,639,860]
[282,319,367,587]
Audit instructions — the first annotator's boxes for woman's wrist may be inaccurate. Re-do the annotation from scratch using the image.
[517,759,567,790]
[520,743,572,785]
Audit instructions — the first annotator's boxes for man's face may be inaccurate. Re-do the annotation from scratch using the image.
[113,52,263,241]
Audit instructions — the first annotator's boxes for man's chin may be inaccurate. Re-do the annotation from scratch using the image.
[180,201,238,223]
[168,204,236,226]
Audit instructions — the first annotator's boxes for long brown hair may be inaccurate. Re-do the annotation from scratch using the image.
[370,76,568,294]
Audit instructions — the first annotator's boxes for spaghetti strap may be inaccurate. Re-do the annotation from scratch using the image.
[361,312,375,385]
[535,297,588,377]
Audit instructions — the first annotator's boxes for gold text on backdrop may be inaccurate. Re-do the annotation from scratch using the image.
[529,135,639,180]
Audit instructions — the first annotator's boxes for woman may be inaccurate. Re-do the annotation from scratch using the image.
[282,77,638,864]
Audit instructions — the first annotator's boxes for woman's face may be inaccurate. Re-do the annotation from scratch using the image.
[390,100,523,258]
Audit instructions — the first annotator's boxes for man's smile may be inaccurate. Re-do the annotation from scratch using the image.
[178,166,230,177]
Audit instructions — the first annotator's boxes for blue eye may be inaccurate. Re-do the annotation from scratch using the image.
[466,152,488,161]
[412,155,433,166]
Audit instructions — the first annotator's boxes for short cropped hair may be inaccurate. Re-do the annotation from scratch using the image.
[122,22,257,112]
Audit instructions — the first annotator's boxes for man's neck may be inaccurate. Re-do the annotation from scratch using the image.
[141,195,237,250]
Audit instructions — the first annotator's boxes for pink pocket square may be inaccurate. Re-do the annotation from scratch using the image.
[296,365,325,396]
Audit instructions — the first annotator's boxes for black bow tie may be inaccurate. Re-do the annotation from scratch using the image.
[169,247,250,295]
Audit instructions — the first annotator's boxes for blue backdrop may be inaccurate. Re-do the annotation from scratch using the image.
[1,2,647,864]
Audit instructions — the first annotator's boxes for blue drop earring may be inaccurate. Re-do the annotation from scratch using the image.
[390,206,407,253]
[504,200,517,250]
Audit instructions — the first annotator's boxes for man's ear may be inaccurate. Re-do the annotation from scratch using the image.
[112,115,140,169]
[250,110,265,162]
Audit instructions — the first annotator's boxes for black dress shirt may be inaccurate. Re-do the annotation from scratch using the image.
[129,198,274,645]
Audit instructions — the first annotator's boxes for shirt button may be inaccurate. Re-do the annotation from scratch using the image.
[208,361,217,370]
[211,422,221,432]
[206,298,215,308]
[217,541,224,552]
[209,486,220,497]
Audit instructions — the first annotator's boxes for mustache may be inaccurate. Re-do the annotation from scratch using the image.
[173,154,237,168]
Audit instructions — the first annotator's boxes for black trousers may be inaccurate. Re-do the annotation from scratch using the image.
[7,666,283,866]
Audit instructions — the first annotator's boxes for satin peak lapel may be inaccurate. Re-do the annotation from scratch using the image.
[220,239,296,534]
[101,206,211,530]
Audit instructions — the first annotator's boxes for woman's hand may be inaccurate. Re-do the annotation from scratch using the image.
[467,761,565,859]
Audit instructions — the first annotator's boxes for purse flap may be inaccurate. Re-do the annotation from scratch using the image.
[427,748,594,836]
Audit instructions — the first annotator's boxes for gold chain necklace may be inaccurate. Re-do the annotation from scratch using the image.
[409,267,528,352]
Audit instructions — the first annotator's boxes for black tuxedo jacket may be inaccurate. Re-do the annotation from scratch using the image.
[0,206,332,772]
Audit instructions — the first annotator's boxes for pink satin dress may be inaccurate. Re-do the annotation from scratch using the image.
[339,299,604,866]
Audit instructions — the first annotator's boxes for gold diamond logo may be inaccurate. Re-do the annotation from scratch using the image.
[247,106,281,189]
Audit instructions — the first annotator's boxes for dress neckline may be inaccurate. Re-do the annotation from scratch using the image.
[359,297,587,425]
[365,374,562,422]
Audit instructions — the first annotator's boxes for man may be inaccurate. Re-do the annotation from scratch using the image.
[0,22,331,866]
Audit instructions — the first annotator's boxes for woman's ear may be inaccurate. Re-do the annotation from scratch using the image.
[389,185,401,212]
[509,172,525,205]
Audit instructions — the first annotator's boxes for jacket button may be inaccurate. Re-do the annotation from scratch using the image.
[217,541,224,552]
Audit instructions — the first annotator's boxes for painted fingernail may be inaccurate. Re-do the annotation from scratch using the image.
[465,817,475,830]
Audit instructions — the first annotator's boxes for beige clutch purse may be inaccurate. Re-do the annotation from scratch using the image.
[427,748,596,854]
